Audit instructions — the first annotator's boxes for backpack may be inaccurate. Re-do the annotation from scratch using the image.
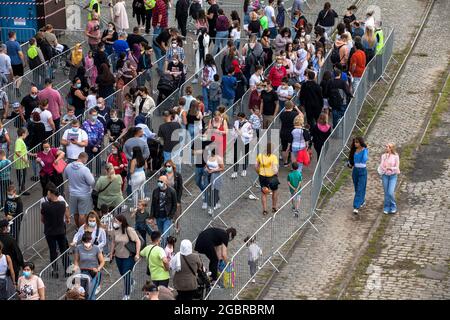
[157,74,176,94]
[330,44,344,65]
[245,48,265,75]
[145,0,156,9]
[328,85,346,110]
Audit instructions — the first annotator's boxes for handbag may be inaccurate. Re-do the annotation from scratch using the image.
[218,260,235,289]
[53,159,67,174]
[145,245,156,276]
[183,255,210,300]
[91,180,114,208]
[124,227,145,256]
[297,148,311,167]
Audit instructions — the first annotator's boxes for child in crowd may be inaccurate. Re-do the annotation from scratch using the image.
[230,20,241,49]
[165,236,177,263]
[4,184,24,240]
[287,162,302,217]
[208,74,222,115]
[84,50,98,87]
[85,87,98,111]
[130,200,155,244]
[244,235,262,283]
[249,107,262,141]
[123,93,135,128]
[106,109,126,142]
[61,106,77,126]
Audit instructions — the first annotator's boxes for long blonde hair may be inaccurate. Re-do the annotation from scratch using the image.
[363,26,376,47]
[386,142,397,155]
[71,43,83,66]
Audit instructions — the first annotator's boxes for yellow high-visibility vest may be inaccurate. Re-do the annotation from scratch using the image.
[88,0,100,21]
[375,28,385,55]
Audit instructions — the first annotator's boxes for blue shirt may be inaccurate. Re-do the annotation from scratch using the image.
[113,40,130,57]
[6,40,22,65]
[221,75,237,100]
[354,148,368,165]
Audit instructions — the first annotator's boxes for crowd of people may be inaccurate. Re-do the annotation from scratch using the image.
[0,0,399,301]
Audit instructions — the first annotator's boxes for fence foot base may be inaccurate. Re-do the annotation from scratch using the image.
[182,184,193,197]
[307,218,320,232]
[275,250,289,264]
[268,259,280,273]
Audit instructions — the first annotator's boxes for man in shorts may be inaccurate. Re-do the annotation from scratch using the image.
[63,152,95,228]
[6,32,25,98]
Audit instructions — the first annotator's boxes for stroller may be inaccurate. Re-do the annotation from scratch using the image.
[156,73,179,105]
[66,271,101,300]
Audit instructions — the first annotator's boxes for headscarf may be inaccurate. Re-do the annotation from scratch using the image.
[71,43,83,66]
[170,239,193,272]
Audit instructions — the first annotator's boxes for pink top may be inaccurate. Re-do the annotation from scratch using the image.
[379,153,400,175]
[37,147,59,176]
[38,87,64,120]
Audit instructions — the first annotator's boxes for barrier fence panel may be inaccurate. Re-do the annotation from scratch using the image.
[39,248,73,300]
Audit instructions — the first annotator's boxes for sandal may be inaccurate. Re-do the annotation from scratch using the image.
[263,210,268,216]
[272,208,278,213]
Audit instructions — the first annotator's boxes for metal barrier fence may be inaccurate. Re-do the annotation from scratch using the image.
[206,27,395,300]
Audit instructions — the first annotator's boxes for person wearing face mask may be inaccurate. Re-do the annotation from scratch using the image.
[61,120,89,164]
[150,175,177,246]
[0,219,24,286]
[82,109,104,166]
[276,77,294,110]
[165,54,185,86]
[32,140,65,197]
[101,22,118,56]
[133,86,156,117]
[106,109,126,142]
[17,262,45,300]
[110,214,141,300]
[160,160,183,233]
[73,232,105,300]
[94,162,124,211]
[94,97,111,130]
[68,78,87,117]
[3,185,23,240]
[275,27,292,56]
[166,36,185,65]
[107,142,128,191]
[71,211,107,251]
[20,86,40,123]
[267,56,287,90]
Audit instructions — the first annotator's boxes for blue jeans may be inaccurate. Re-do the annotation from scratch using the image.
[214,31,229,55]
[135,223,154,243]
[382,174,398,212]
[194,166,207,203]
[156,217,172,247]
[163,151,171,162]
[81,270,102,300]
[187,124,195,140]
[152,39,165,72]
[332,105,346,128]
[352,167,367,209]
[222,97,234,109]
[115,256,135,296]
[269,27,277,39]
[202,87,209,113]
[209,100,219,114]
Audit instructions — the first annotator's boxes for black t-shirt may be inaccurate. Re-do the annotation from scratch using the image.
[21,95,39,120]
[195,227,229,252]
[279,110,299,136]
[158,121,182,152]
[41,200,66,236]
[106,119,125,139]
[127,33,148,49]
[70,87,86,114]
[4,197,23,217]
[191,139,212,168]
[261,90,279,116]
[207,4,220,31]
[167,61,184,77]
[155,29,172,48]
[248,20,261,34]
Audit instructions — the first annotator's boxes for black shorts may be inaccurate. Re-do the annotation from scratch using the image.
[12,64,24,77]
[280,132,293,152]
[259,175,280,191]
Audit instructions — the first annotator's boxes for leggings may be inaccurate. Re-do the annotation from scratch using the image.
[233,141,250,172]
[136,12,146,26]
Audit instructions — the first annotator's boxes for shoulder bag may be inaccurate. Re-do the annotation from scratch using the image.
[182,255,210,300]
[91,179,114,208]
[124,227,145,257]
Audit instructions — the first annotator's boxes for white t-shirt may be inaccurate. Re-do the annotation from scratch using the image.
[276,85,294,102]
[62,128,88,160]
[18,275,45,300]
[230,28,240,41]
[86,94,97,110]
[265,5,276,28]
[249,73,263,88]
[33,108,53,131]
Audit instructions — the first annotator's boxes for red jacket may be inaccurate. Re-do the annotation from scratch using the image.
[268,66,287,88]
[350,49,366,78]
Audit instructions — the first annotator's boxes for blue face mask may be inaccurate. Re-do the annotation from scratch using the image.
[23,271,31,278]
[91,115,98,121]
[76,83,81,89]
[158,182,165,189]
[72,127,79,132]
[165,166,173,173]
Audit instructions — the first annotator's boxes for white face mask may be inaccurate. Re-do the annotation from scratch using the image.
[6,226,11,233]
[171,43,177,48]
[113,222,120,229]
[88,221,96,228]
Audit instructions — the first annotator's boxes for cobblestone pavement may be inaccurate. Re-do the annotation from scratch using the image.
[263,0,450,300]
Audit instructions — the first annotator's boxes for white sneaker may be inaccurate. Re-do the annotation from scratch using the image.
[122,295,130,300]
[231,172,238,179]
[248,194,258,200]
[208,208,213,216]
[144,197,150,202]
[202,202,208,209]
[353,209,359,215]
[214,203,221,210]
[251,279,256,283]
[241,170,247,177]
[95,286,101,295]
[122,205,128,211]
[191,78,198,84]
[383,210,389,214]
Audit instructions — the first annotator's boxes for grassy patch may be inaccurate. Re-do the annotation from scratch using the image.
[421,73,450,144]
[413,52,429,57]
[398,143,416,174]
[342,214,390,299]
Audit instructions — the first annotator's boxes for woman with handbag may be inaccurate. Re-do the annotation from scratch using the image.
[71,211,107,253]
[33,140,65,197]
[170,239,204,300]
[378,143,400,215]
[94,163,124,211]
[291,114,312,172]
[107,142,128,192]
[110,214,141,300]
[255,143,280,215]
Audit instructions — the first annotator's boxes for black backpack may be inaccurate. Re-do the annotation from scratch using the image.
[0,128,6,144]
[328,86,346,110]
[330,44,344,65]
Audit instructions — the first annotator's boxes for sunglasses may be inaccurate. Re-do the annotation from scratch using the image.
[158,180,164,183]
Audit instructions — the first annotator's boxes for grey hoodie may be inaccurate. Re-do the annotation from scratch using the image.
[64,161,95,196]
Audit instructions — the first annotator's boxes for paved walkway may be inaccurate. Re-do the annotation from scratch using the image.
[263,0,450,300]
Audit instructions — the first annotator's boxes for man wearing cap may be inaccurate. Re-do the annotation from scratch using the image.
[38,78,64,131]
[0,44,12,88]
[0,219,24,283]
